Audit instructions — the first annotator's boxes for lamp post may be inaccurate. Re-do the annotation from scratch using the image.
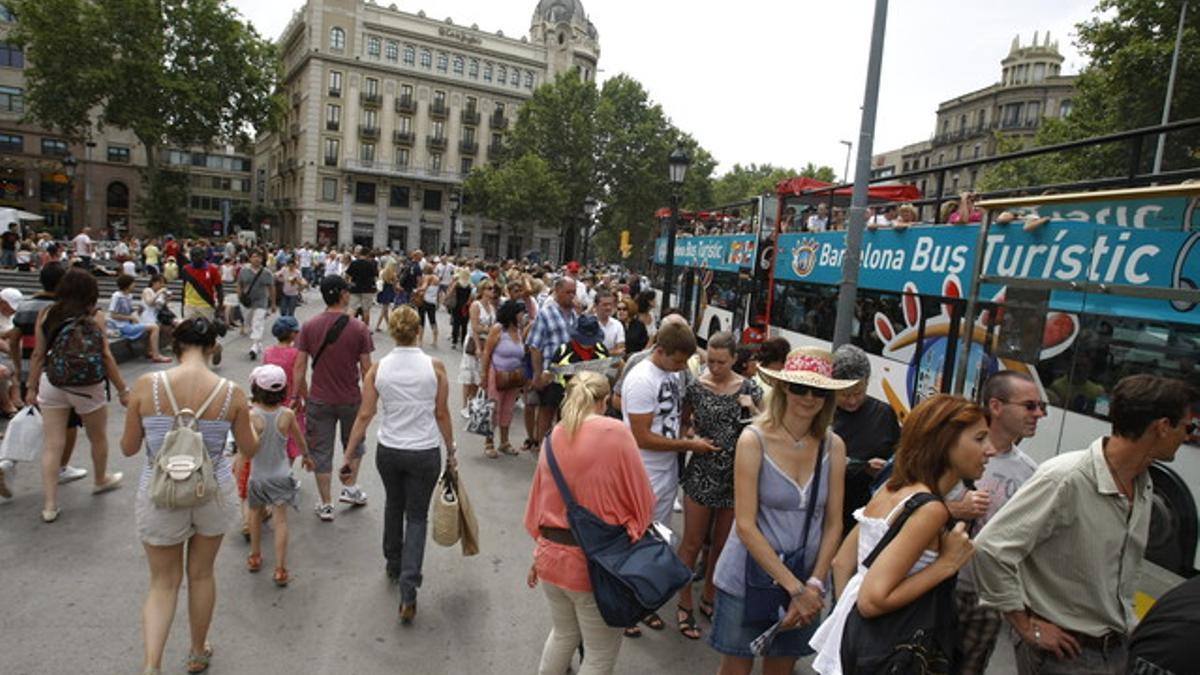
[662,145,690,312]
[449,190,462,255]
[839,140,853,183]
[581,196,598,266]
[62,154,78,234]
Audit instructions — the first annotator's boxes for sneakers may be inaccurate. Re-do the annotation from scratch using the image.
[58,465,89,484]
[339,486,368,507]
[315,503,335,521]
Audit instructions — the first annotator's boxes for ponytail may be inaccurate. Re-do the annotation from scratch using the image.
[559,371,611,439]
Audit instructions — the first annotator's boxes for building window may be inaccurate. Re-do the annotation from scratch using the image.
[483,63,493,82]
[365,77,379,97]
[423,188,442,211]
[363,108,378,129]
[465,95,477,113]
[0,132,20,152]
[973,144,981,159]
[386,41,398,62]
[429,153,442,173]
[0,43,22,68]
[390,185,409,208]
[321,177,338,202]
[469,59,479,78]
[107,146,130,163]
[436,52,448,72]
[324,138,339,165]
[431,120,445,139]
[40,175,68,204]
[497,66,507,84]
[420,49,432,69]
[524,71,534,89]
[0,85,22,113]
[1060,99,1073,118]
[330,27,345,51]
[41,138,68,156]
[1033,63,1046,82]
[396,116,411,133]
[329,70,342,96]
[326,103,341,128]
[367,35,381,57]
[1025,101,1041,124]
[453,55,464,75]
[460,157,473,175]
[395,147,409,167]
[400,83,413,100]
[462,126,475,143]
[355,181,376,205]
[360,142,375,162]
[0,4,13,22]
[403,44,415,65]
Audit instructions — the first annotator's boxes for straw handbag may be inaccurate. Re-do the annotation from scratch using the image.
[432,469,461,546]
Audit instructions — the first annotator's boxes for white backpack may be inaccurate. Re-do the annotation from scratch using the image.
[149,373,228,509]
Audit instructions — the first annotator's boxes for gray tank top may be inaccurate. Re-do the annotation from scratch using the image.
[249,408,290,481]
[713,425,832,597]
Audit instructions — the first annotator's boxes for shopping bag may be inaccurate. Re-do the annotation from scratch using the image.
[432,469,461,547]
[456,470,480,557]
[466,391,495,437]
[0,406,43,463]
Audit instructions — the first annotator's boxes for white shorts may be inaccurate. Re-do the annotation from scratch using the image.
[37,374,107,415]
[135,481,239,546]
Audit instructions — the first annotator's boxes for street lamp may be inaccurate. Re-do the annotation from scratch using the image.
[581,196,598,265]
[662,145,690,312]
[839,140,853,183]
[62,154,78,234]
[449,190,462,255]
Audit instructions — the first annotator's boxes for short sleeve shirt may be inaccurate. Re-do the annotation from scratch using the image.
[598,316,625,351]
[527,302,577,357]
[295,311,375,405]
[182,263,222,308]
[143,245,160,265]
[621,358,684,474]
[72,233,93,257]
[237,266,274,308]
[346,258,378,294]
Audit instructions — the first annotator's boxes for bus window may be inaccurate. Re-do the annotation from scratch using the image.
[704,271,740,311]
[770,280,838,341]
[852,290,906,356]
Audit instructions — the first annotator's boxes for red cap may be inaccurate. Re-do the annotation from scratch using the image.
[566,261,582,274]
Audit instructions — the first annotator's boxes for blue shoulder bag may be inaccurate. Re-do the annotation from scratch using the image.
[543,433,693,628]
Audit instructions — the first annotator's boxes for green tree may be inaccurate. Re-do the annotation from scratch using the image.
[463,153,568,231]
[136,169,188,235]
[711,163,796,206]
[798,162,838,183]
[10,0,282,231]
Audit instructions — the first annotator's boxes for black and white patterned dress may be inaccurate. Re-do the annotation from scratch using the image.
[682,377,763,509]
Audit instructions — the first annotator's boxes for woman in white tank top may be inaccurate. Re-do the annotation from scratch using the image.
[344,305,457,624]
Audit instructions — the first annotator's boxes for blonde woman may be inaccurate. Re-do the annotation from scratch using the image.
[344,305,456,624]
[524,372,654,675]
[374,259,399,332]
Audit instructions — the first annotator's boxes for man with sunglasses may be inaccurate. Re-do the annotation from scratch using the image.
[954,370,1045,675]
[974,374,1196,675]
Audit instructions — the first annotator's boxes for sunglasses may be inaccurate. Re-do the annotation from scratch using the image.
[1003,400,1048,413]
[786,382,830,398]
[1185,421,1199,435]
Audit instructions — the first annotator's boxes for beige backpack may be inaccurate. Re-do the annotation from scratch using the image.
[149,373,228,509]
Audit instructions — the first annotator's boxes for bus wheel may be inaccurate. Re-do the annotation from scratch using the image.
[1146,463,1198,576]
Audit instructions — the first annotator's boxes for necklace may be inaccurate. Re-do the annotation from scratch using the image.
[1103,446,1134,499]
[781,419,809,448]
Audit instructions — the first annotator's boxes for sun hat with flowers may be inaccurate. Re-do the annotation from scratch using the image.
[757,346,859,390]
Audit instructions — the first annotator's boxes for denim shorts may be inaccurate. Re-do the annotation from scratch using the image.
[706,588,818,659]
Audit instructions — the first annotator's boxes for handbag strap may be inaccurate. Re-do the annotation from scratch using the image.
[159,372,228,420]
[861,492,944,569]
[747,425,824,556]
[542,432,580,511]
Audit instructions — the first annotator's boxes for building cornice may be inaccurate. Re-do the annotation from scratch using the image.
[359,21,548,69]
[282,51,537,103]
[936,74,1077,111]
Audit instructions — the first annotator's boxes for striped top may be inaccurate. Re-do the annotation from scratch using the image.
[137,375,235,492]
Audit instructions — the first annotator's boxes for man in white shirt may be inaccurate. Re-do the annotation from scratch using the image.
[806,203,829,232]
[593,288,624,356]
[954,370,1045,675]
[71,227,94,268]
[297,244,314,284]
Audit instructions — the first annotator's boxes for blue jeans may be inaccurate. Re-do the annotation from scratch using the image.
[280,294,299,316]
[375,444,441,603]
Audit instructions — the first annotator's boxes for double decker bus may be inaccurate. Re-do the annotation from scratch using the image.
[655,181,1200,598]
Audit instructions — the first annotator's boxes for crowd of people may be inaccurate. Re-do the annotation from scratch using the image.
[0,229,1195,675]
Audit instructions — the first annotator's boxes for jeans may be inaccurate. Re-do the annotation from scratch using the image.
[375,444,441,603]
[1015,636,1128,675]
[280,294,299,317]
[538,583,624,675]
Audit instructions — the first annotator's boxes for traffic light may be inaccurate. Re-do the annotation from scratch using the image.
[620,230,632,258]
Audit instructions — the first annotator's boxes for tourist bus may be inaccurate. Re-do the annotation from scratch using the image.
[655,183,1200,598]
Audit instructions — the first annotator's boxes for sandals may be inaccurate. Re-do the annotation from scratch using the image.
[247,553,263,573]
[483,438,499,459]
[642,612,665,631]
[521,438,538,452]
[676,606,702,640]
[498,442,518,456]
[698,597,715,621]
[623,626,642,638]
[186,644,212,674]
[273,567,290,587]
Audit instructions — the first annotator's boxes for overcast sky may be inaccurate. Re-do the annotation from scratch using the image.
[229,0,1098,181]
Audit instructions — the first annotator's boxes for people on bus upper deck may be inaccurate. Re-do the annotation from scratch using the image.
[949,191,984,225]
[867,205,898,229]
[781,206,798,233]
[973,374,1195,675]
[807,203,830,232]
[831,345,901,537]
[893,203,918,231]
[829,206,847,232]
[953,370,1044,675]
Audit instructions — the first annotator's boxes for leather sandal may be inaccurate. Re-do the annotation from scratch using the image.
[273,567,290,587]
[483,438,498,459]
[247,553,263,572]
[186,644,212,674]
[676,606,702,640]
[498,442,518,456]
[698,597,715,621]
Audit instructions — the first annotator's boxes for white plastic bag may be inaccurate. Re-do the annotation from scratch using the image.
[466,391,495,437]
[0,406,43,463]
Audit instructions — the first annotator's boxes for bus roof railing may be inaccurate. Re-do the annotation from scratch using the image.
[976,182,1200,210]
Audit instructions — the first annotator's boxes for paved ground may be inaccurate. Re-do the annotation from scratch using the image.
[0,291,1019,674]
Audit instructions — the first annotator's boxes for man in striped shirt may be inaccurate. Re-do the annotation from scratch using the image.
[527,276,577,440]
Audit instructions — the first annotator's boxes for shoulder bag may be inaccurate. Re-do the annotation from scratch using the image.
[311,315,351,368]
[239,267,266,308]
[543,432,692,628]
[742,428,825,626]
[839,492,957,675]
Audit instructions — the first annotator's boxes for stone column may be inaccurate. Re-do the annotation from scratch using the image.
[339,181,353,247]
[374,181,388,250]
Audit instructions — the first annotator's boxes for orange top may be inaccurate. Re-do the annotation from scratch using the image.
[524,416,655,593]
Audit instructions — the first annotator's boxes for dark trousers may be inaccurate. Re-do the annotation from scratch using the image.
[375,444,441,603]
[451,310,469,346]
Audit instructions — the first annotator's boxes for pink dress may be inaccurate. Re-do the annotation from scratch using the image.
[263,345,304,460]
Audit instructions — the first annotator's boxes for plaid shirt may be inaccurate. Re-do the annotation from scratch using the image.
[527,301,576,357]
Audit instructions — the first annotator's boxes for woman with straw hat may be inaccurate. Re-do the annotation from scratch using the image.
[708,346,852,672]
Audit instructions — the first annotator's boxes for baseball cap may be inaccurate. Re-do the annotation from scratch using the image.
[271,316,300,340]
[249,364,287,392]
[320,275,349,305]
[0,288,22,307]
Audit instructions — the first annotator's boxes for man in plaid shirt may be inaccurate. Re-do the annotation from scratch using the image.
[527,276,578,440]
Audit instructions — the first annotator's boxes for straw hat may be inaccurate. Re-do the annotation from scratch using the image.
[757,346,859,391]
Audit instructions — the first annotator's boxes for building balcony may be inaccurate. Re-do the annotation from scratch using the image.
[328,87,341,98]
[341,157,465,185]
[291,92,301,107]
[461,109,480,125]
[395,96,415,114]
[459,140,478,155]
[486,143,503,157]
[429,102,449,119]
[427,135,448,150]
[393,130,415,145]
[289,122,300,138]
[360,92,382,107]
[359,125,380,140]
[326,120,340,131]
[323,155,338,167]
[489,113,508,130]
[285,157,298,171]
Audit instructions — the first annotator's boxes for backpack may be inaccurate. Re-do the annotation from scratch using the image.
[46,317,107,388]
[149,373,228,510]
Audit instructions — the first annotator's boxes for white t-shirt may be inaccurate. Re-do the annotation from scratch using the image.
[806,215,828,232]
[72,233,93,257]
[598,315,625,352]
[621,358,684,474]
[868,213,892,226]
[437,262,454,286]
[122,260,136,276]
[952,444,1038,593]
[298,248,313,268]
